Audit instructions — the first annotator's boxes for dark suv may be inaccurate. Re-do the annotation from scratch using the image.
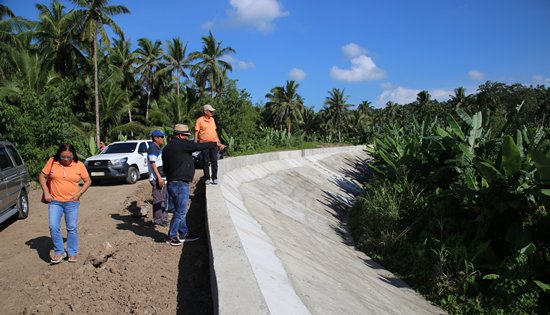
[0,141,30,224]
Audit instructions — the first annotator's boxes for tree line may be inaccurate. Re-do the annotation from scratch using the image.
[2,2,549,175]
[1,2,550,314]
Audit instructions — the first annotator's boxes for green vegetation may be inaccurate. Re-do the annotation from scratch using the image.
[350,88,550,314]
[1,3,549,313]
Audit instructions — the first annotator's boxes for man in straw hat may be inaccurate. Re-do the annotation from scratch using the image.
[194,104,225,185]
[161,124,217,246]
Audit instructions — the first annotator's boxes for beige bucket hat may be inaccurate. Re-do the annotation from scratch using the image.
[173,124,191,135]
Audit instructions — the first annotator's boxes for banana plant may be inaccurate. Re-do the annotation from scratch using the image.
[87,135,97,157]
[474,136,522,184]
[473,133,549,210]
[220,129,235,155]
[455,108,489,151]
[530,149,550,210]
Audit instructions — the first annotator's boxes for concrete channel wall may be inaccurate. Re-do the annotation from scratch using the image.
[204,146,445,315]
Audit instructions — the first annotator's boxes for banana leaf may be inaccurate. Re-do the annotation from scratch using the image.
[501,136,521,177]
[474,158,504,184]
[456,108,472,126]
[435,126,451,138]
[447,114,465,140]
[468,112,483,147]
[530,150,550,185]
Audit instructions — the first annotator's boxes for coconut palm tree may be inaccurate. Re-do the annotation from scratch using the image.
[71,0,130,147]
[323,88,351,142]
[357,100,374,114]
[35,1,84,77]
[158,37,190,97]
[0,5,15,21]
[0,46,58,102]
[0,5,33,80]
[417,90,431,107]
[357,100,374,127]
[189,31,235,98]
[265,80,304,134]
[99,79,130,141]
[414,90,432,117]
[134,37,163,123]
[450,86,466,109]
[153,93,190,126]
[380,101,400,125]
[109,37,136,122]
[0,4,32,47]
[301,106,321,140]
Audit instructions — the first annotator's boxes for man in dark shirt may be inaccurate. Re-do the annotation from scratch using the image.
[162,124,216,246]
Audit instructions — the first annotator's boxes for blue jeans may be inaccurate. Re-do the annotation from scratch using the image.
[166,188,175,212]
[167,181,190,238]
[48,201,80,256]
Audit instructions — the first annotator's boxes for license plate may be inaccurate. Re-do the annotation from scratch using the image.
[91,172,105,177]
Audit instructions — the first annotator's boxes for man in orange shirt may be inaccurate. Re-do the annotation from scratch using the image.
[194,104,225,184]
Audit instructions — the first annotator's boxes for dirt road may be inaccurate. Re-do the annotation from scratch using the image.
[0,173,212,315]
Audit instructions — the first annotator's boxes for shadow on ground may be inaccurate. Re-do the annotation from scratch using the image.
[110,201,166,243]
[318,154,371,246]
[0,215,19,232]
[322,153,416,292]
[25,235,53,263]
[176,177,213,315]
[110,177,214,314]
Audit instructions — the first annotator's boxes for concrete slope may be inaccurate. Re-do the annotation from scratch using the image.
[206,146,445,315]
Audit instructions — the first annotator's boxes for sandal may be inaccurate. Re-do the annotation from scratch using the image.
[68,255,78,263]
[50,252,67,264]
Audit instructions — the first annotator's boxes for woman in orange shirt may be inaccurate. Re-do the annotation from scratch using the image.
[38,144,91,264]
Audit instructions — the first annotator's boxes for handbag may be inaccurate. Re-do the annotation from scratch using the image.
[40,159,54,204]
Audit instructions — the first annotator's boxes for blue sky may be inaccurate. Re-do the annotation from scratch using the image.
[5,0,550,110]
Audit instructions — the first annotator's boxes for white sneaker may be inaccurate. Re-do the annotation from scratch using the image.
[212,179,218,185]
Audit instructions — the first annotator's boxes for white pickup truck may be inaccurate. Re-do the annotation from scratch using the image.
[84,140,160,184]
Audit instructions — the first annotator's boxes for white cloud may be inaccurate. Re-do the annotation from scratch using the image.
[430,89,454,101]
[469,69,486,81]
[288,68,306,80]
[532,74,550,86]
[342,43,366,58]
[226,0,289,32]
[201,20,215,30]
[376,85,453,107]
[377,86,420,106]
[330,43,385,82]
[222,55,255,70]
[379,82,393,89]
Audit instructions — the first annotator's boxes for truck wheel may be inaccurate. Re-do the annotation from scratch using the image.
[17,190,29,219]
[126,166,139,184]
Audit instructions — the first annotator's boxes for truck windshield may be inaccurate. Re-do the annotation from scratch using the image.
[102,143,137,154]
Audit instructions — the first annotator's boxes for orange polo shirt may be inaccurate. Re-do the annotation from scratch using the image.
[41,157,89,202]
[194,115,219,143]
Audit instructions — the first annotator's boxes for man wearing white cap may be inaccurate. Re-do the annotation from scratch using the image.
[194,104,225,184]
